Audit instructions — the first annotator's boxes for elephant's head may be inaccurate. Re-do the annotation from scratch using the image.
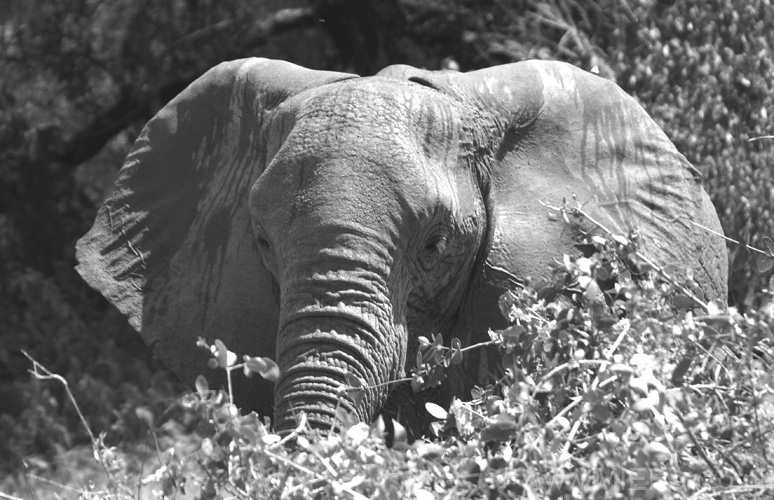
[76,58,728,433]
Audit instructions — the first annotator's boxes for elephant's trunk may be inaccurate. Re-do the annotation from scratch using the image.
[272,285,406,432]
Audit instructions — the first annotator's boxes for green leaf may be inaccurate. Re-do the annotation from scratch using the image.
[583,279,603,303]
[662,264,680,276]
[425,402,448,420]
[351,388,366,407]
[411,375,424,392]
[672,294,699,311]
[195,375,209,397]
[582,389,603,403]
[344,372,364,389]
[480,419,517,442]
[243,356,280,381]
[608,363,635,375]
[592,403,613,421]
[134,407,155,429]
[499,324,526,339]
[450,338,463,365]
[631,421,651,436]
[415,443,445,460]
[706,299,725,315]
[213,339,230,368]
[628,377,650,397]
[764,236,774,255]
[755,254,774,274]
[636,261,654,273]
[450,347,463,365]
[670,356,693,386]
[335,407,357,428]
[632,399,654,413]
[643,441,672,460]
[392,419,407,445]
[612,234,629,246]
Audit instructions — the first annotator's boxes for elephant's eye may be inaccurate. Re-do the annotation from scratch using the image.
[424,236,447,255]
[256,236,271,250]
[420,235,448,270]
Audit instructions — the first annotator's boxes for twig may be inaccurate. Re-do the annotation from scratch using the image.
[689,220,771,257]
[720,423,774,455]
[675,410,725,482]
[263,449,370,500]
[23,351,96,442]
[541,200,710,312]
[272,412,309,449]
[11,473,83,495]
[717,485,774,494]
[603,320,630,359]
[533,359,611,398]
[546,395,583,427]
[461,340,498,353]
[22,351,120,498]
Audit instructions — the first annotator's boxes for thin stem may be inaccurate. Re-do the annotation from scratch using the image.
[22,351,120,499]
[689,220,771,256]
[532,359,610,399]
[461,340,498,353]
[226,364,234,403]
[603,321,630,359]
[263,449,370,500]
[23,351,96,443]
[272,412,309,449]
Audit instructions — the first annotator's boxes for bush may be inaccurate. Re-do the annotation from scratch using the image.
[602,0,774,307]
[28,201,772,500]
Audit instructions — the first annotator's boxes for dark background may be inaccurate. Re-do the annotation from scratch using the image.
[1,0,772,472]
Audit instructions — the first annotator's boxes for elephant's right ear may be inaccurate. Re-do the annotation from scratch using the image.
[76,59,356,396]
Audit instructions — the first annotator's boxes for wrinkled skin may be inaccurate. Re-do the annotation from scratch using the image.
[76,58,728,434]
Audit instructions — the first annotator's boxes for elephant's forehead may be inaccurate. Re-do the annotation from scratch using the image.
[262,80,473,226]
[291,79,463,157]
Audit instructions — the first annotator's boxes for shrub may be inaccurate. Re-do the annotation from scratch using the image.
[57,201,772,500]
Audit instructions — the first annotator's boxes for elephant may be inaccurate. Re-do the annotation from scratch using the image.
[75,58,728,435]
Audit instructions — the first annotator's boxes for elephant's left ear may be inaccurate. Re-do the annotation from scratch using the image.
[408,61,726,302]
[76,59,357,395]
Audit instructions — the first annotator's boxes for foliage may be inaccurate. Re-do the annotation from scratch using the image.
[602,0,774,308]
[2,0,774,495]
[405,0,774,305]
[11,212,772,499]
[0,0,327,477]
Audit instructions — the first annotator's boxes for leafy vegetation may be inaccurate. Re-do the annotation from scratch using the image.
[2,0,773,497]
[9,205,774,499]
